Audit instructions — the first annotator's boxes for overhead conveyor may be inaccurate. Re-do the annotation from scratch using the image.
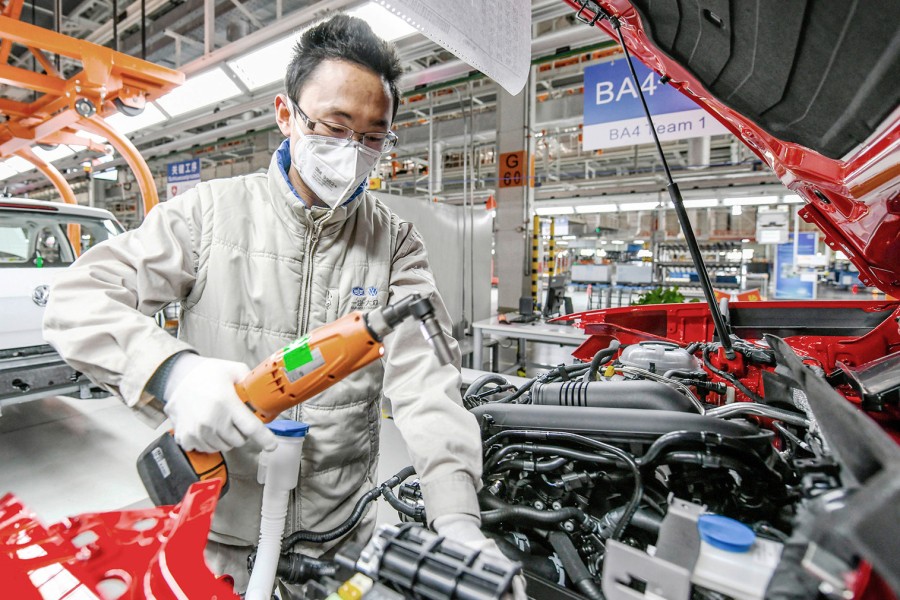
[0,0,183,233]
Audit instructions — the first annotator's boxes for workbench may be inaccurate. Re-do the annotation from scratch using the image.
[470,317,588,372]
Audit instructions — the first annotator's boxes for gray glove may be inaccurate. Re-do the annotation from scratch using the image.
[433,513,528,600]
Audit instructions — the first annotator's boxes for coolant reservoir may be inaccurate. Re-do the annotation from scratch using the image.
[619,341,700,374]
[691,515,783,600]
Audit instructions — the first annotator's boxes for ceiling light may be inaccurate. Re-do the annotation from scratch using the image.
[618,201,660,212]
[33,145,74,162]
[4,155,36,173]
[783,194,805,204]
[632,239,644,244]
[227,34,301,91]
[349,3,419,41]
[599,241,607,245]
[535,206,574,215]
[561,235,576,240]
[741,238,750,243]
[156,68,242,117]
[105,102,167,135]
[611,240,625,245]
[723,196,778,206]
[681,198,719,208]
[0,162,19,180]
[575,204,617,213]
[731,205,742,216]
[75,130,108,144]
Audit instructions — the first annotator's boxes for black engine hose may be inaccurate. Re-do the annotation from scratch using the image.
[464,373,510,398]
[481,505,592,529]
[662,369,707,380]
[283,466,416,548]
[382,485,425,520]
[596,506,662,539]
[480,491,592,530]
[484,443,619,474]
[490,456,568,474]
[548,531,604,600]
[583,340,621,382]
[247,550,338,584]
[481,429,642,541]
[702,347,765,403]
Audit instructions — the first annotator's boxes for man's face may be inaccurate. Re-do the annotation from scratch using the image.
[275,58,394,160]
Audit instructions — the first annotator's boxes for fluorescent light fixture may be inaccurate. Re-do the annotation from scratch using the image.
[561,235,577,240]
[723,196,778,206]
[93,168,118,181]
[0,162,19,180]
[682,198,719,208]
[33,145,74,162]
[535,206,574,215]
[741,238,751,243]
[75,130,108,144]
[618,201,660,212]
[349,3,419,41]
[156,67,242,117]
[611,240,625,245]
[783,194,805,204]
[576,204,617,214]
[227,33,302,91]
[105,102,167,135]
[599,241,607,245]
[632,239,644,244]
[4,155,36,173]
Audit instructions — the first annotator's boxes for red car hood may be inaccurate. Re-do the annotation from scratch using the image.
[564,0,900,297]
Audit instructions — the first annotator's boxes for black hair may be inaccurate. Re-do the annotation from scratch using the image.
[285,14,403,119]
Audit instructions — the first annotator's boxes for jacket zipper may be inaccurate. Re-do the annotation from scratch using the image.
[289,215,326,540]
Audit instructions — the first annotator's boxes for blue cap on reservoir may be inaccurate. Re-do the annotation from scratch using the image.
[697,514,756,553]
[266,420,310,438]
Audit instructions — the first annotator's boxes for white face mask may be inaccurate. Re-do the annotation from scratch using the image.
[291,120,382,208]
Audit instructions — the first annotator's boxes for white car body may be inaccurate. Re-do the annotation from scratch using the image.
[0,198,124,411]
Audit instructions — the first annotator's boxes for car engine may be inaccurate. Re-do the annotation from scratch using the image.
[441,333,900,600]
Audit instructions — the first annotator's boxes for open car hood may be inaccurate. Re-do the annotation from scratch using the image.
[563,0,900,296]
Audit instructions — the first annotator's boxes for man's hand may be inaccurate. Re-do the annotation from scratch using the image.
[433,514,527,600]
[162,354,277,453]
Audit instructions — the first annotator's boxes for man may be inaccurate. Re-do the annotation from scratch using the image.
[44,14,494,593]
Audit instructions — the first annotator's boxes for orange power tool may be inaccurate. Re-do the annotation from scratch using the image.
[137,294,452,506]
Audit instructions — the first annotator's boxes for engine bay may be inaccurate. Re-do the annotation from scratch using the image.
[448,323,900,600]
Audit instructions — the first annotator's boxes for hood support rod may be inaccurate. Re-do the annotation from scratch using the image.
[578,2,735,358]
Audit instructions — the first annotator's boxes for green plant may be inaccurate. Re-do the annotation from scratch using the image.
[632,286,686,305]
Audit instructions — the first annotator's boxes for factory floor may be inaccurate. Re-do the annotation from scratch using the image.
[0,283,866,541]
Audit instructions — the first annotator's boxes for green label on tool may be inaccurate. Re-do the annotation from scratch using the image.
[283,336,313,371]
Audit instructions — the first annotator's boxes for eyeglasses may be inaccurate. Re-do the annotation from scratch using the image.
[291,101,398,152]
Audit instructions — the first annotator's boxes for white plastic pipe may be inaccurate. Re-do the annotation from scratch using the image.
[245,423,306,600]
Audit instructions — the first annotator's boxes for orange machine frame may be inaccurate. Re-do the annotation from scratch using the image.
[0,0,184,250]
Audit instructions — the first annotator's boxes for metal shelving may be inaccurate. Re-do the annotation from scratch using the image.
[654,241,745,290]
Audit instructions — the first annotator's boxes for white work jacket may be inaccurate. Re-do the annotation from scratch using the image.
[43,145,483,554]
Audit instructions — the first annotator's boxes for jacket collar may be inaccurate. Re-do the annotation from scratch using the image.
[267,139,364,236]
